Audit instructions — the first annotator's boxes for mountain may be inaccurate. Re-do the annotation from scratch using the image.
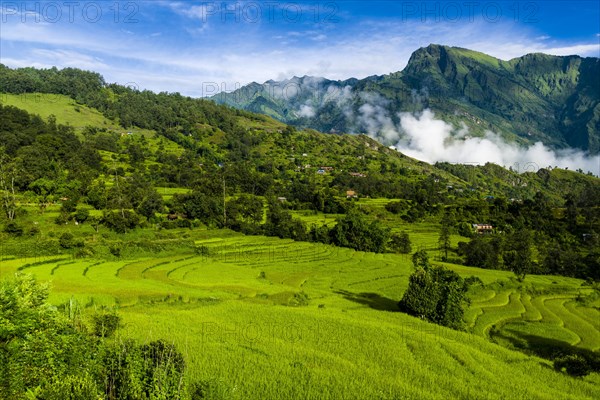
[212,44,600,154]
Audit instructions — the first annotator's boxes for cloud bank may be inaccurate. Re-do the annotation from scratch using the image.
[361,108,600,176]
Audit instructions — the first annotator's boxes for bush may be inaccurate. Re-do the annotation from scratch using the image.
[102,339,186,399]
[102,210,140,233]
[554,354,591,377]
[385,201,405,214]
[36,374,101,400]
[109,244,122,257]
[92,312,121,338]
[329,209,390,253]
[59,232,83,249]
[55,212,72,225]
[4,221,23,236]
[74,208,90,223]
[389,232,412,254]
[457,222,474,238]
[28,225,40,236]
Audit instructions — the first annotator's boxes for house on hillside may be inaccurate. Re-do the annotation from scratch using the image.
[472,224,493,234]
[346,190,358,199]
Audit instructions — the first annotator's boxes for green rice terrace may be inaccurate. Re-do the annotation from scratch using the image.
[1,223,599,399]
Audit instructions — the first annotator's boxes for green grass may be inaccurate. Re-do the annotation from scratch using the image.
[2,227,599,399]
[0,93,118,131]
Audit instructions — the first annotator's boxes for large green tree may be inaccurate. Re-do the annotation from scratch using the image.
[399,251,470,329]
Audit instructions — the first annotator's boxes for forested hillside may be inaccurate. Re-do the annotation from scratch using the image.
[213,44,600,153]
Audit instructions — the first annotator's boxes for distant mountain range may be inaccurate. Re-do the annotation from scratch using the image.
[212,44,600,154]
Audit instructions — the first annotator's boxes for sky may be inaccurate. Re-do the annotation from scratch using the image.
[1,1,599,97]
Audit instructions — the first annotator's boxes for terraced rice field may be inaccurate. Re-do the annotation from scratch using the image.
[1,230,599,399]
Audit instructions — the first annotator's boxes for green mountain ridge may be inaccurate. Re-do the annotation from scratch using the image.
[212,44,600,153]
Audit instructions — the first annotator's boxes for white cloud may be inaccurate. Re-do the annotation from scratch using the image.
[29,49,109,70]
[298,104,315,118]
[389,109,600,176]
[0,6,598,97]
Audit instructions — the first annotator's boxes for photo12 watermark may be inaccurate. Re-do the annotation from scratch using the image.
[1,1,140,24]
[176,1,340,24]
[399,1,540,23]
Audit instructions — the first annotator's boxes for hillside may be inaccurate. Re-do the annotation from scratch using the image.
[212,44,600,153]
[1,68,600,399]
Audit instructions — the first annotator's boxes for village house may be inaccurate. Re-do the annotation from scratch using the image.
[346,190,358,198]
[472,224,493,234]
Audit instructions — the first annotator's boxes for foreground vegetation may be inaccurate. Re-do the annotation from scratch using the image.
[0,65,599,398]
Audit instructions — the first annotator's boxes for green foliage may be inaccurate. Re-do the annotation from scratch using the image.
[329,209,390,253]
[31,374,102,400]
[384,201,405,214]
[174,191,223,228]
[59,232,83,249]
[554,354,591,377]
[264,199,308,241]
[399,251,469,329]
[0,275,98,398]
[102,339,186,400]
[4,221,23,236]
[457,222,474,238]
[389,232,412,254]
[102,210,141,233]
[504,229,534,281]
[0,275,194,399]
[91,312,121,338]
[74,208,90,223]
[458,236,503,270]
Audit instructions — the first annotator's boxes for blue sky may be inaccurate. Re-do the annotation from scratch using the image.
[1,1,599,97]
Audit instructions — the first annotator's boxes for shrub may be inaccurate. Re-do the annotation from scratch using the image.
[102,210,140,233]
[102,339,186,399]
[55,212,72,225]
[4,221,23,236]
[74,208,90,223]
[554,354,591,377]
[36,374,101,400]
[92,312,121,338]
[389,232,412,254]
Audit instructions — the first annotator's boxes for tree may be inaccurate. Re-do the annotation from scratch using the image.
[438,210,455,261]
[0,147,17,221]
[503,229,533,281]
[264,198,308,241]
[458,235,502,270]
[0,274,193,398]
[136,188,164,219]
[399,251,470,329]
[0,275,101,398]
[74,208,90,224]
[226,194,264,227]
[102,210,140,233]
[389,232,412,254]
[329,209,390,253]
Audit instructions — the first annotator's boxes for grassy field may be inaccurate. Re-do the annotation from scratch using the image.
[1,226,599,399]
[0,93,118,131]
